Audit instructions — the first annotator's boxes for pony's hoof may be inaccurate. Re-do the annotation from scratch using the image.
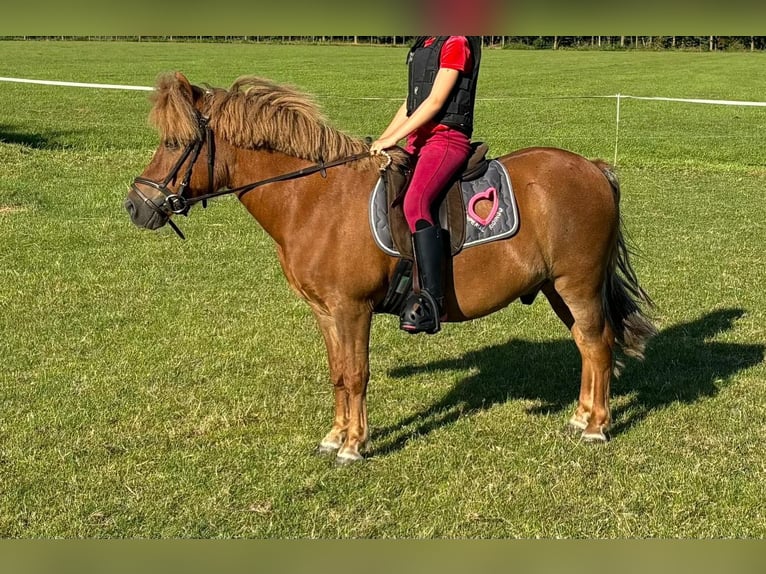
[581,430,609,444]
[316,443,340,457]
[316,434,344,456]
[335,450,364,466]
[566,416,589,438]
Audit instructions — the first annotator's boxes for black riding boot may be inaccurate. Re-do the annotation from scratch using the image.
[400,223,445,334]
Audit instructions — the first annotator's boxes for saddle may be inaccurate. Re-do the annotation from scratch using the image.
[383,142,491,259]
[372,141,518,261]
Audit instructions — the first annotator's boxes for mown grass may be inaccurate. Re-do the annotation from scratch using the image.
[0,41,764,538]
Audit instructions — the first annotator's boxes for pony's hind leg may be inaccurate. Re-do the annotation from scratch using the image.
[553,279,615,442]
[542,284,585,435]
[571,319,614,442]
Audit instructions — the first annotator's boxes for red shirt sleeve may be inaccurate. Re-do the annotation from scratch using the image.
[439,36,472,73]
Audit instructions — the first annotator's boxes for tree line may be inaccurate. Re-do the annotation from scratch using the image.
[6,36,766,51]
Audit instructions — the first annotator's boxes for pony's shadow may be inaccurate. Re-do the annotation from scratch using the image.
[0,125,72,149]
[371,308,763,457]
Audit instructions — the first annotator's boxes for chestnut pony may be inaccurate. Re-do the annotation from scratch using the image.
[125,72,656,464]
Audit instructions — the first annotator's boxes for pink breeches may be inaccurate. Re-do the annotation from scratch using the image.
[403,129,472,232]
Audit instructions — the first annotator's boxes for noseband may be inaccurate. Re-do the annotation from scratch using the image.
[131,111,215,239]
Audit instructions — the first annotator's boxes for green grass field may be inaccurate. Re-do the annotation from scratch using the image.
[0,41,765,538]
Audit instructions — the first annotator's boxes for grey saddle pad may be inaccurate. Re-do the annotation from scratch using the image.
[369,159,519,257]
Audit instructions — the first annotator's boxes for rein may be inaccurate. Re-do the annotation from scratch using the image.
[132,110,389,240]
[192,149,373,206]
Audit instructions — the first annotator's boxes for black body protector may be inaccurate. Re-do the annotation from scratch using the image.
[406,36,482,137]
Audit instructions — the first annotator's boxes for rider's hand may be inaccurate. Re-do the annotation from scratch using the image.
[370,136,398,155]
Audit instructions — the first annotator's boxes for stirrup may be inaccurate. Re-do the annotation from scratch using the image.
[399,290,441,334]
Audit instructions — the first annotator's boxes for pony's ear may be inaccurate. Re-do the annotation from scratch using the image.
[174,72,194,101]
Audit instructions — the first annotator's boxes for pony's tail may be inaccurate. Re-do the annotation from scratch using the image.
[595,162,658,375]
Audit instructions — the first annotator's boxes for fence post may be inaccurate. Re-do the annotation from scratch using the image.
[613,93,622,166]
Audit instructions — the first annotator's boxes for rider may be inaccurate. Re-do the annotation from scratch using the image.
[370,36,482,334]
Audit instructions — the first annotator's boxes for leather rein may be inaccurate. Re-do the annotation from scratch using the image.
[131,110,386,240]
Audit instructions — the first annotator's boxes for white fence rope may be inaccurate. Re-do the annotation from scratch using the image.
[3,76,766,166]
[4,76,766,105]
[617,94,766,107]
[0,77,153,91]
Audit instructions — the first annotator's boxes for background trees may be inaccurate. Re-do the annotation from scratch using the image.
[4,36,766,51]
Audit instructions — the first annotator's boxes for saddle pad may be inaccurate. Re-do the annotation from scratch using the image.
[369,159,519,257]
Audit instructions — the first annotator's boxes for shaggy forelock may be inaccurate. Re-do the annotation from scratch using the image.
[148,74,202,145]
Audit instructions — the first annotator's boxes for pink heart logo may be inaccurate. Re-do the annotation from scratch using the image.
[467,187,499,227]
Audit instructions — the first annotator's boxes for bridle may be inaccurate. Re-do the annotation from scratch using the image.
[131,109,390,240]
[130,111,215,239]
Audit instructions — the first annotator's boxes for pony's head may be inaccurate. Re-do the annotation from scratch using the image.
[124,72,215,236]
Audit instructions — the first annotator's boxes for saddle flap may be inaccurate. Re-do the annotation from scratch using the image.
[383,165,414,257]
[383,165,464,260]
[437,183,466,257]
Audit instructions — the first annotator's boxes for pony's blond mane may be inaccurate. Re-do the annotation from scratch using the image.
[148,73,406,169]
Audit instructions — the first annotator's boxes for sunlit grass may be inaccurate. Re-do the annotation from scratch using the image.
[0,41,764,538]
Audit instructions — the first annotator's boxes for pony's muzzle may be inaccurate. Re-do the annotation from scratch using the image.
[124,187,169,230]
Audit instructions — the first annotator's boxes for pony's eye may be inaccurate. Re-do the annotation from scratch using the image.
[163,141,181,150]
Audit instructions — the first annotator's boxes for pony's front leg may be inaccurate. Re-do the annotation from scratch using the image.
[314,312,349,455]
[317,383,349,455]
[334,306,372,465]
[313,305,372,464]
